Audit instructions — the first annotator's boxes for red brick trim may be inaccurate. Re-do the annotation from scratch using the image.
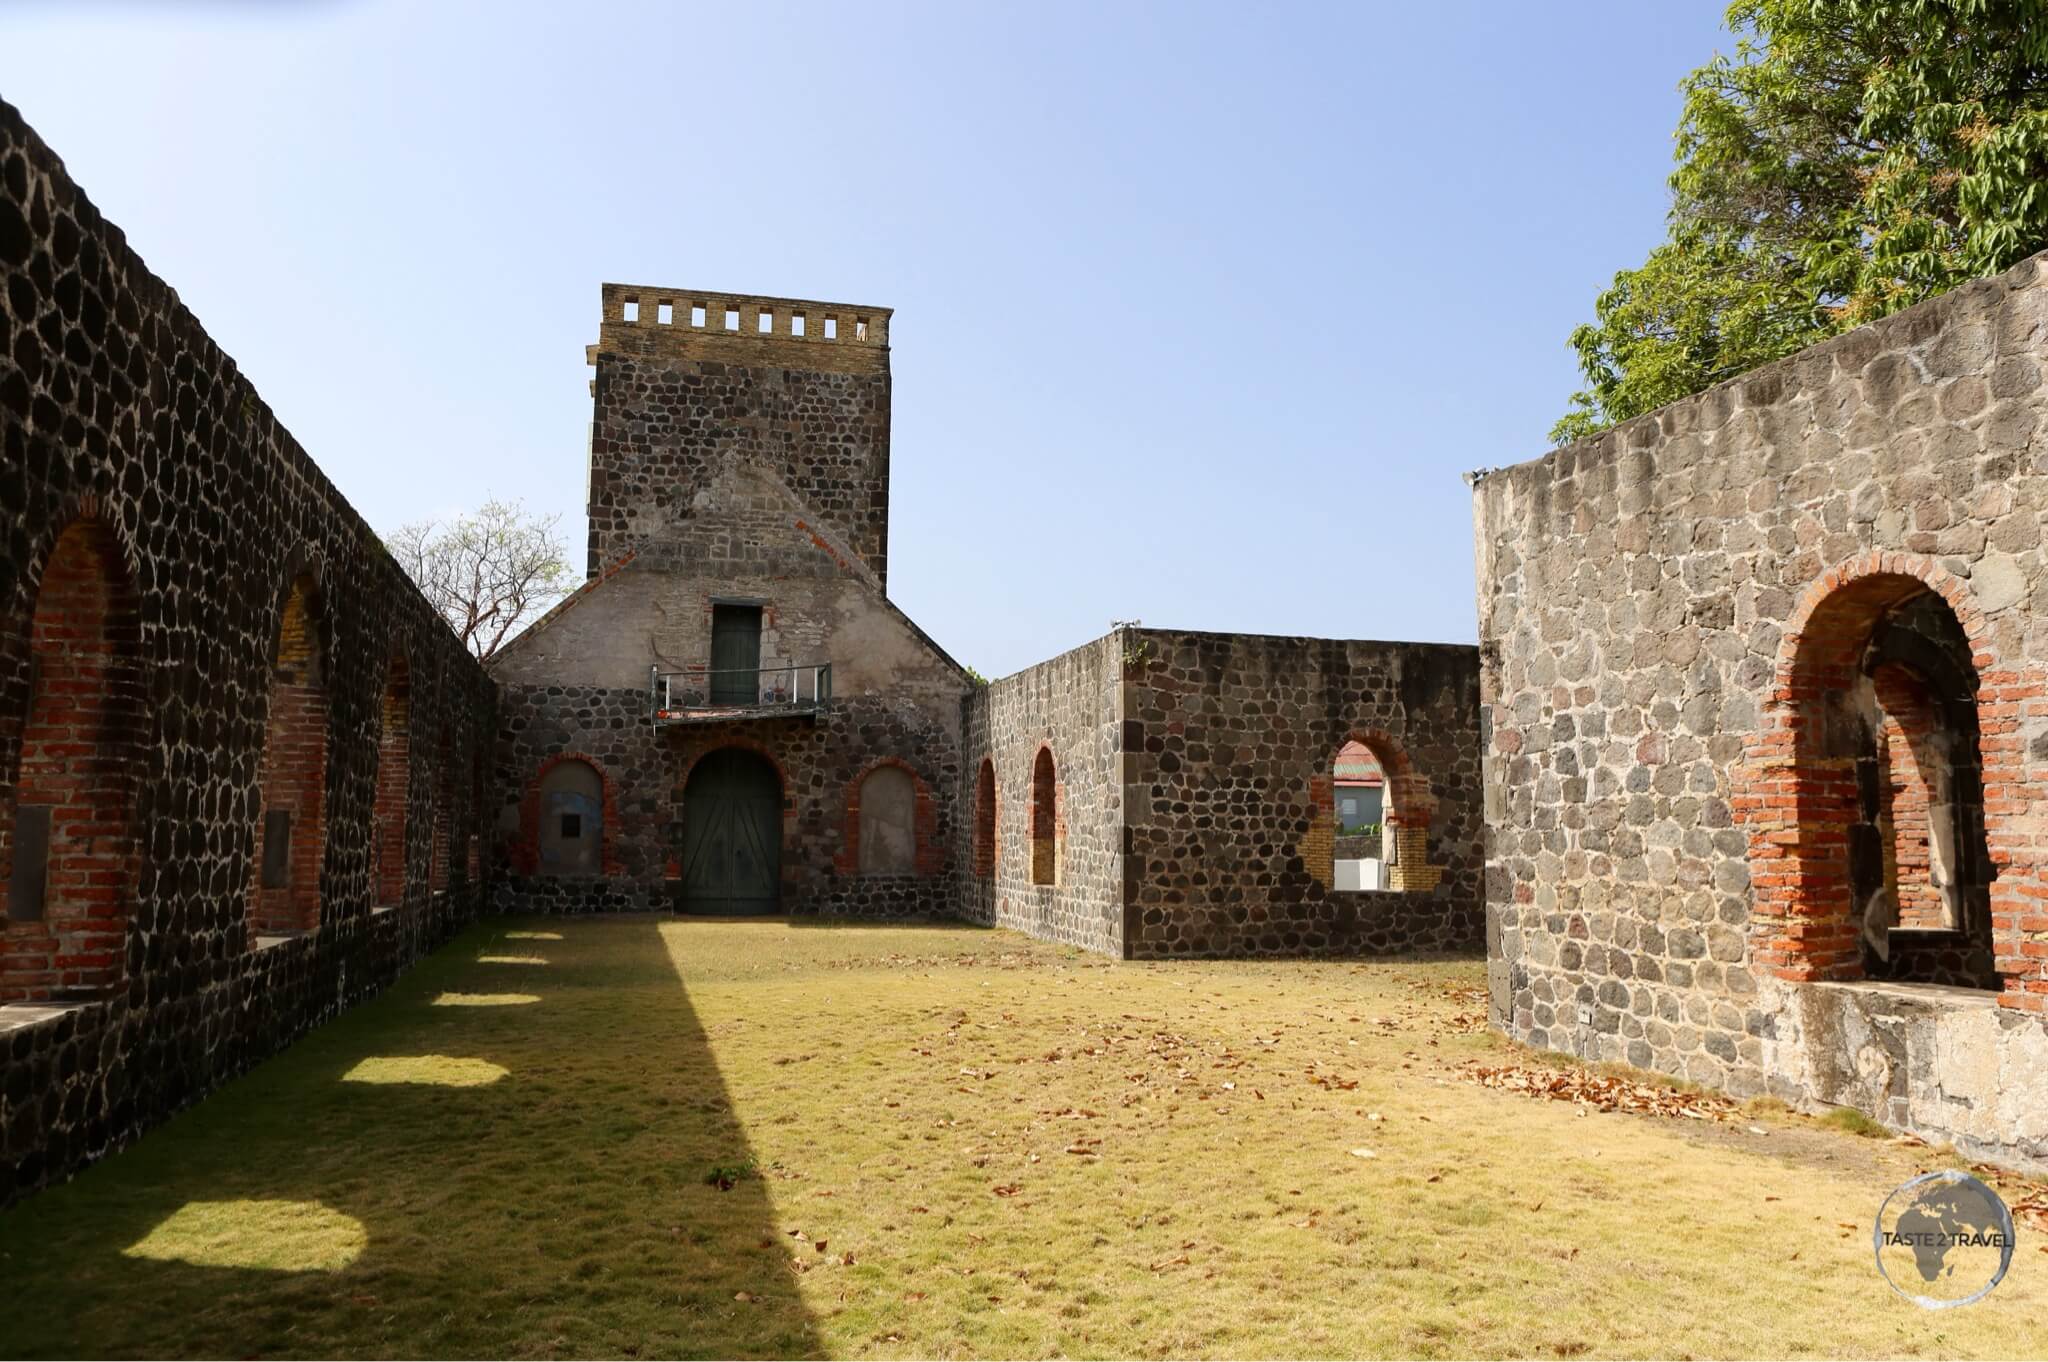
[514,752,624,877]
[973,758,997,879]
[835,756,941,877]
[0,504,148,1000]
[246,572,331,936]
[1735,552,2038,1004]
[1029,744,1060,886]
[675,740,794,894]
[1325,728,1433,826]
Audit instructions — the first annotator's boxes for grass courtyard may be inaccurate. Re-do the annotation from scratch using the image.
[0,917,2043,1359]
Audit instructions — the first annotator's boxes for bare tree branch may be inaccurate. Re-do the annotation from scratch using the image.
[385,499,573,662]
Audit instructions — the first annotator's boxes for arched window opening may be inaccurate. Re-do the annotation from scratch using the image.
[1860,596,1998,984]
[1330,741,1388,890]
[1030,747,1057,886]
[248,575,329,938]
[973,759,996,880]
[1745,570,2000,990]
[373,656,411,908]
[1,517,145,1001]
[1313,732,1440,894]
[856,764,918,875]
[538,758,603,877]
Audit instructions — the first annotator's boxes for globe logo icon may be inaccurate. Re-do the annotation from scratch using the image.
[1873,1170,2015,1308]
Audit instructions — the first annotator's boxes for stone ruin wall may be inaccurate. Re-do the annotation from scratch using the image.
[962,629,1485,961]
[961,635,1126,955]
[1120,629,1484,959]
[1475,250,2048,1168]
[0,99,498,1204]
[585,284,894,586]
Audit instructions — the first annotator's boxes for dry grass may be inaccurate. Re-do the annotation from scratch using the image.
[1,916,2043,1359]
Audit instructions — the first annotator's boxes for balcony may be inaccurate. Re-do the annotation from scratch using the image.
[649,663,833,724]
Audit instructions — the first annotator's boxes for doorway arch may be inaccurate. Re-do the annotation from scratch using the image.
[681,748,783,914]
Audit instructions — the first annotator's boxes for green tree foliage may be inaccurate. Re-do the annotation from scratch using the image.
[1554,0,2048,443]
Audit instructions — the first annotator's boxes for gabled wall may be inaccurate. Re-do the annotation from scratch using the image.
[493,288,968,918]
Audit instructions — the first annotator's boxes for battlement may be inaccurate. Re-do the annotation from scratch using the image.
[591,283,892,376]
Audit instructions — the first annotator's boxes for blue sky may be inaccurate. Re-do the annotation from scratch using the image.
[2,1,1732,677]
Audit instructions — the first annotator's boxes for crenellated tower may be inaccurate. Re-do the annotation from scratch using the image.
[584,284,895,588]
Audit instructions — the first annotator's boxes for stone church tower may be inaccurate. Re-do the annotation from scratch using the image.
[490,286,971,915]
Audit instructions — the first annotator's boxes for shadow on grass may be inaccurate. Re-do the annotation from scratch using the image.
[0,917,822,1360]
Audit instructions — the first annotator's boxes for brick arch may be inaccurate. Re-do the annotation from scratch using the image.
[1769,552,1994,699]
[674,741,793,899]
[1338,728,1434,825]
[516,751,623,877]
[973,758,997,880]
[1308,728,1442,893]
[835,756,940,878]
[247,570,331,936]
[677,738,792,798]
[1738,551,2018,991]
[0,502,148,1000]
[371,650,412,907]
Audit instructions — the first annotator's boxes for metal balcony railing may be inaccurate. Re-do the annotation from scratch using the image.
[649,663,833,723]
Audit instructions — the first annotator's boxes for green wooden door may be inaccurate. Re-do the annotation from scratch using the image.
[710,605,762,706]
[681,748,782,913]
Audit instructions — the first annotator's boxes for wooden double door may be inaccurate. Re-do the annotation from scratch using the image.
[679,748,782,914]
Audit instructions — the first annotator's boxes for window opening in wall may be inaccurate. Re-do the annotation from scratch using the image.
[248,574,329,937]
[1330,740,1386,891]
[560,813,581,840]
[657,301,673,325]
[1030,747,1057,886]
[855,317,868,340]
[824,317,837,340]
[691,303,707,327]
[0,515,145,1001]
[974,759,996,880]
[1315,733,1440,894]
[724,307,740,331]
[1765,576,1999,990]
[791,312,806,337]
[622,300,639,322]
[758,309,773,334]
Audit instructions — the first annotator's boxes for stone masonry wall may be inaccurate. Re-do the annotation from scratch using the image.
[1474,250,2048,1169]
[961,636,1124,955]
[494,283,966,922]
[1121,629,1484,959]
[585,286,893,587]
[0,100,497,1203]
